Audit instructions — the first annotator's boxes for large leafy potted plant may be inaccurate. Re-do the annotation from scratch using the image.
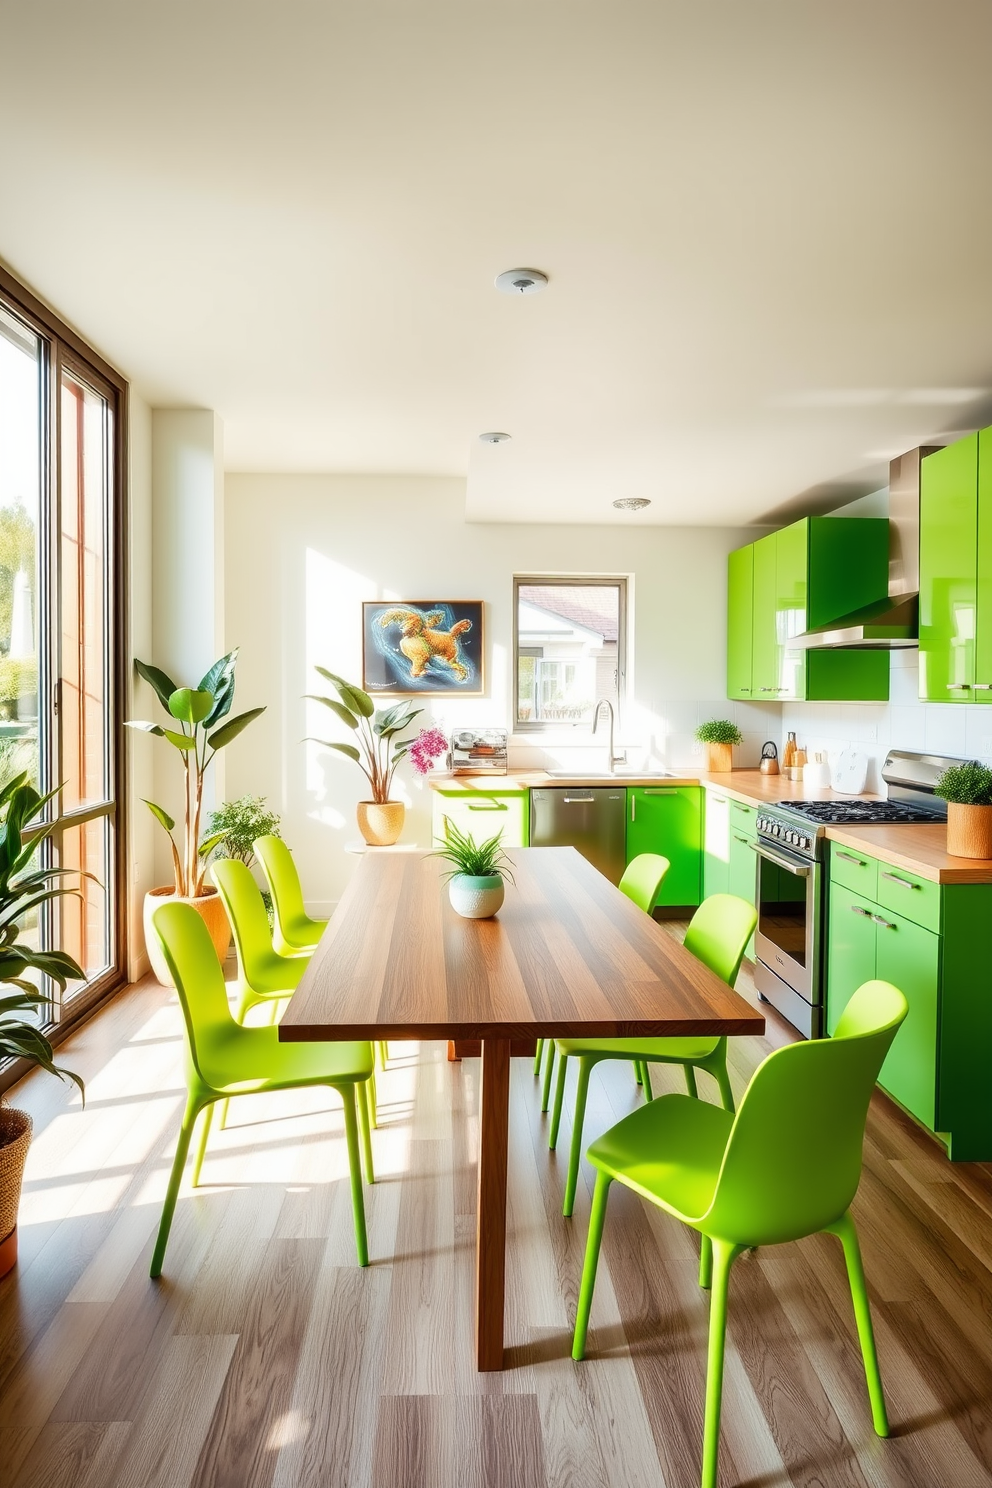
[307,670,423,845]
[433,818,514,919]
[127,651,265,983]
[0,774,85,1278]
[934,760,992,859]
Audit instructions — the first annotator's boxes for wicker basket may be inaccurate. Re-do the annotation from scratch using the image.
[0,1105,33,1246]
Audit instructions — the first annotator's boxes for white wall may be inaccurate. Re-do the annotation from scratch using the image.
[223,473,777,910]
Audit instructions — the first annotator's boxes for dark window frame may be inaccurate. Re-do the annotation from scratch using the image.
[512,574,628,732]
[0,262,129,1084]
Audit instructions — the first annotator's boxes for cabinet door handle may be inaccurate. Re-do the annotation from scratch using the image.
[733,833,750,845]
[710,795,728,805]
[946,683,971,691]
[467,802,508,811]
[631,795,635,823]
[880,870,919,890]
[836,850,867,866]
[644,788,678,796]
[974,683,992,690]
[850,904,872,918]
[872,914,895,929]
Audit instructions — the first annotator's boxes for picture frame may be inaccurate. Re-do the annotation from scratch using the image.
[362,601,485,695]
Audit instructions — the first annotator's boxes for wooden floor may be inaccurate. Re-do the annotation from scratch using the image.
[3,935,992,1488]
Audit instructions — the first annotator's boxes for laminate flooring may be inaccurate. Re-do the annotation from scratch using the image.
[3,935,992,1488]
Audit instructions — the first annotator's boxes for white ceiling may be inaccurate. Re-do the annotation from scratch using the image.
[4,2,992,525]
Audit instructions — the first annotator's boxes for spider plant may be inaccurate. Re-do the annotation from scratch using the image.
[433,818,515,883]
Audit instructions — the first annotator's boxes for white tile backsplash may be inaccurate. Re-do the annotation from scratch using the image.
[782,652,989,794]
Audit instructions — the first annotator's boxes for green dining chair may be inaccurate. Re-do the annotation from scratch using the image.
[550,892,758,1216]
[211,857,309,1025]
[535,853,671,1104]
[254,834,328,956]
[572,978,908,1488]
[149,900,375,1277]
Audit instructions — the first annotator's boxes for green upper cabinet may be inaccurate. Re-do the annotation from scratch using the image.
[919,430,992,703]
[729,516,890,703]
[626,786,701,908]
[726,545,753,699]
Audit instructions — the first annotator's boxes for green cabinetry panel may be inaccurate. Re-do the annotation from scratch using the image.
[729,515,890,704]
[626,786,701,908]
[726,545,753,700]
[919,435,979,701]
[827,844,992,1159]
[432,790,529,848]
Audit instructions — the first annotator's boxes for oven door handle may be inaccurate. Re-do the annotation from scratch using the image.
[748,840,811,877]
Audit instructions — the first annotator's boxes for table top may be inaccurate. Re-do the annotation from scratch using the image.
[279,846,765,1043]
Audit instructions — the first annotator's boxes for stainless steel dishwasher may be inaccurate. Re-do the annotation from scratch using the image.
[530,787,627,884]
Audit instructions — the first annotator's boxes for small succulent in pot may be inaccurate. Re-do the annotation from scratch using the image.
[434,818,515,919]
[934,760,992,859]
[695,719,743,773]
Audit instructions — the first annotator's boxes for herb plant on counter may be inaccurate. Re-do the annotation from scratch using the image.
[934,760,992,805]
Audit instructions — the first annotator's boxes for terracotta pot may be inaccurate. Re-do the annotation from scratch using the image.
[706,741,734,773]
[448,874,505,919]
[946,801,992,860]
[356,801,405,847]
[143,885,231,985]
[0,1106,32,1279]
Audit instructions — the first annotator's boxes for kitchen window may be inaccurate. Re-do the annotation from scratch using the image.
[513,577,627,729]
[0,267,127,1066]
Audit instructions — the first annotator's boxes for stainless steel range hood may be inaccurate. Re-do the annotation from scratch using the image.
[794,445,939,651]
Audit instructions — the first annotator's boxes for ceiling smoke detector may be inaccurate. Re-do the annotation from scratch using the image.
[479,431,511,443]
[494,268,548,296]
[613,498,651,511]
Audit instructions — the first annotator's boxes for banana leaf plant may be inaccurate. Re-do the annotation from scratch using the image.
[306,670,422,803]
[0,774,86,1098]
[126,651,265,898]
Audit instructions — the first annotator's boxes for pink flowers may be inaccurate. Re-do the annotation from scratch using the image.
[409,725,448,776]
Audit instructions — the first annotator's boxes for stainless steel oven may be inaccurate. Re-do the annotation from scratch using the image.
[752,837,823,1038]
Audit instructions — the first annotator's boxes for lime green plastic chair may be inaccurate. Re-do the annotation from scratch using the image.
[211,857,309,1025]
[254,835,328,957]
[149,901,375,1278]
[572,979,908,1488]
[534,853,671,1101]
[550,893,758,1216]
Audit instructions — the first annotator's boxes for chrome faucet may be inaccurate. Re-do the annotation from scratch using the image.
[591,698,626,771]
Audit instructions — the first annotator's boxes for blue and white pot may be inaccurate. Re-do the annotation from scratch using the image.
[448,873,505,919]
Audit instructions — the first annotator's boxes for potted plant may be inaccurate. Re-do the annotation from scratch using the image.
[0,773,85,1279]
[127,651,265,983]
[934,760,992,859]
[306,670,425,845]
[434,818,514,919]
[205,794,281,921]
[695,719,743,773]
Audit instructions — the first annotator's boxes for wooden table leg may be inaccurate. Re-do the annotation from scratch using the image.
[476,1037,511,1370]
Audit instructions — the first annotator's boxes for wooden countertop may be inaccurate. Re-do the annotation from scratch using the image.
[429,768,992,883]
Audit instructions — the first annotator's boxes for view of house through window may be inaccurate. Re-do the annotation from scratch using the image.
[0,284,121,1031]
[514,578,626,727]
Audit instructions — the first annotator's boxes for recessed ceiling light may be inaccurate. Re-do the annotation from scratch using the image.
[613,498,651,511]
[479,431,511,443]
[494,268,548,296]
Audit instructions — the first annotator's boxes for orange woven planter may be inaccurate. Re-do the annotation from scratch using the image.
[946,802,992,860]
[706,742,734,773]
[0,1106,32,1279]
[143,885,231,985]
[356,801,405,846]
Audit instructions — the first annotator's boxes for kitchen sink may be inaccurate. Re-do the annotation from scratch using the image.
[543,769,675,779]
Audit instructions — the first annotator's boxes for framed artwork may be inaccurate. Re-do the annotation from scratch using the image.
[362,601,485,695]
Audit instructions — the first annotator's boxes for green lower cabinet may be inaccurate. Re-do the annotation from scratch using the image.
[432,790,529,848]
[627,787,701,908]
[727,802,757,958]
[827,851,992,1159]
[702,790,731,898]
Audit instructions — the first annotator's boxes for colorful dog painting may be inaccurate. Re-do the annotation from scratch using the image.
[362,601,484,694]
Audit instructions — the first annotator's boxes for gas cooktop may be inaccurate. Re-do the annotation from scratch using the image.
[775,799,940,826]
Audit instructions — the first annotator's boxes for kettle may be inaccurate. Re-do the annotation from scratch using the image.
[759,740,779,775]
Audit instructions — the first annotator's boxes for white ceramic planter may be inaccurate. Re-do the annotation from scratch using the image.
[448,873,505,919]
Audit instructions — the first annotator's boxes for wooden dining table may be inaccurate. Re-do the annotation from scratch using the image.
[279,845,765,1370]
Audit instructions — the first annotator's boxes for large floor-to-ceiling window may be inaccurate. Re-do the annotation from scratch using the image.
[0,269,126,1045]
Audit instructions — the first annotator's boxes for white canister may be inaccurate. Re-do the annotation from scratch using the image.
[802,757,831,791]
